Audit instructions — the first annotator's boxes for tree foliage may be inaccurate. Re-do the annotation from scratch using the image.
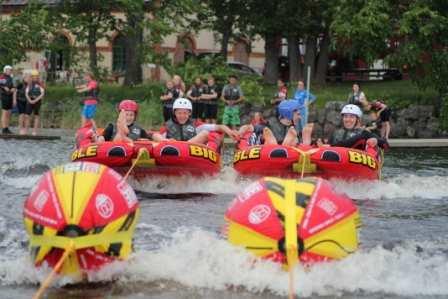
[0,1,53,66]
[331,0,393,64]
[196,0,249,58]
[332,0,448,128]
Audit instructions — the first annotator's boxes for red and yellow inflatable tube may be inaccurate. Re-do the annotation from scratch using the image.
[71,137,222,178]
[233,143,382,180]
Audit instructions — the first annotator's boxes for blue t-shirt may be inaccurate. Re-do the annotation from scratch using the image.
[293,89,316,107]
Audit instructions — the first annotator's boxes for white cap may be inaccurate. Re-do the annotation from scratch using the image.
[173,98,192,111]
[341,104,363,118]
[3,65,12,72]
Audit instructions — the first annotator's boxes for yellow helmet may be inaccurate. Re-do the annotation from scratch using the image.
[31,69,39,77]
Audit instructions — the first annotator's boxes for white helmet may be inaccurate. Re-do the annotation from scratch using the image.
[173,98,192,111]
[341,104,363,118]
[3,65,12,72]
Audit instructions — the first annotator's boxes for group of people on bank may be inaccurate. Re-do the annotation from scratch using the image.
[0,65,45,135]
[160,74,244,129]
[76,73,388,156]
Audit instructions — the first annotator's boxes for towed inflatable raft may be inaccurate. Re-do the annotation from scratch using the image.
[233,142,382,180]
[71,134,222,178]
[24,162,139,281]
[224,177,360,265]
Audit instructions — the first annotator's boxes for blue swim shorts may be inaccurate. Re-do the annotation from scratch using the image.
[82,104,97,119]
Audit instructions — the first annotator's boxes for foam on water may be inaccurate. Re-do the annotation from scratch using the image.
[131,168,448,201]
[332,175,448,200]
[118,229,448,297]
[131,166,250,195]
[1,227,447,296]
[0,175,41,189]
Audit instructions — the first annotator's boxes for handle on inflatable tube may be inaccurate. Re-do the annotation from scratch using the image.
[291,147,318,177]
[28,230,134,250]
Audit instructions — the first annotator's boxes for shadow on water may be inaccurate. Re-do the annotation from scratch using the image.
[46,282,115,298]
[136,190,216,201]
[0,163,50,178]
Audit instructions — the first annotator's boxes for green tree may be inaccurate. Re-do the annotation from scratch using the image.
[0,2,53,66]
[50,1,118,77]
[394,1,448,128]
[243,0,283,84]
[115,0,198,85]
[331,0,393,64]
[196,0,248,58]
[332,0,448,129]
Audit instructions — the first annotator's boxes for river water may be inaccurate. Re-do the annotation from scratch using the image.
[0,134,447,298]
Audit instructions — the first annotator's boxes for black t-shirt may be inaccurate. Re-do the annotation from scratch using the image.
[330,129,388,149]
[103,123,148,141]
[0,74,14,100]
[162,88,180,108]
[203,84,219,104]
[16,82,27,102]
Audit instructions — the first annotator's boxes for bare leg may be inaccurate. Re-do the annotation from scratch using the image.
[24,114,31,133]
[32,115,40,135]
[382,121,390,139]
[19,114,26,134]
[1,110,11,129]
[188,130,209,144]
[282,127,299,146]
[262,127,278,145]
[301,123,314,145]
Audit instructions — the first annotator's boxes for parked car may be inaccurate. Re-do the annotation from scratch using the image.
[383,68,403,80]
[227,61,262,77]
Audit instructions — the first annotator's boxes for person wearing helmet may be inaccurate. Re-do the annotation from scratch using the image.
[76,72,100,128]
[152,98,239,144]
[100,99,148,142]
[25,70,45,136]
[317,104,388,150]
[0,65,16,134]
[238,100,313,147]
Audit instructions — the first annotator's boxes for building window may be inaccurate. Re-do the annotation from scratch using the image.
[173,36,195,65]
[46,34,70,82]
[233,39,249,65]
[113,35,127,72]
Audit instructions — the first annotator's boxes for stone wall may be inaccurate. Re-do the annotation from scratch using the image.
[240,101,444,138]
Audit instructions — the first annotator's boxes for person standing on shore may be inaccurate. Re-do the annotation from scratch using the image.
[292,80,316,129]
[15,73,30,135]
[347,83,367,109]
[271,79,288,115]
[25,70,45,136]
[0,65,16,134]
[201,76,219,124]
[187,77,206,121]
[221,75,244,130]
[76,72,99,128]
[160,80,180,123]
